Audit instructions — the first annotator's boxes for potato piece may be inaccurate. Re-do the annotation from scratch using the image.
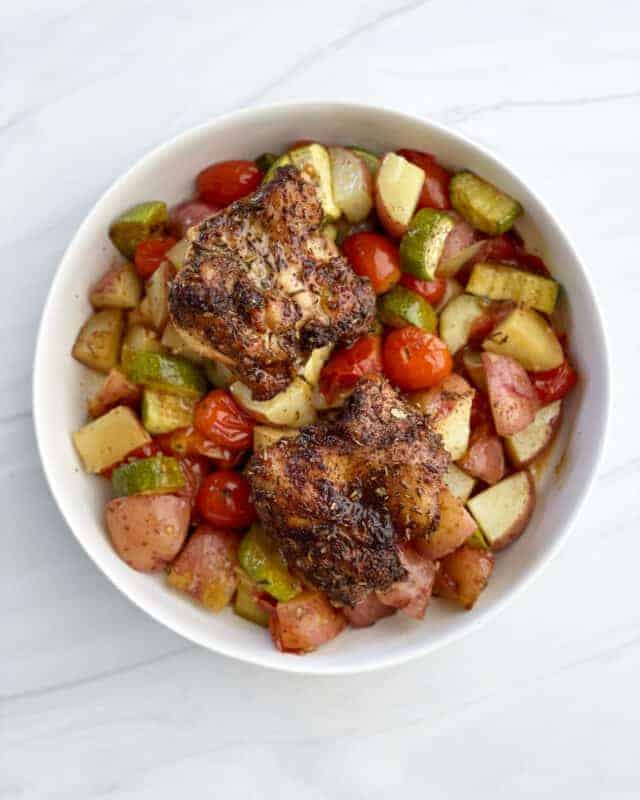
[443,463,476,503]
[434,277,464,313]
[461,348,487,393]
[87,368,140,418]
[377,546,436,620]
[106,494,190,572]
[72,406,151,473]
[90,263,142,310]
[328,146,373,223]
[410,373,474,460]
[435,544,495,609]
[483,306,564,372]
[483,352,539,436]
[271,592,346,653]
[145,260,174,331]
[167,525,241,611]
[161,322,204,363]
[342,593,395,628]
[299,345,332,386]
[458,426,505,485]
[438,293,490,355]
[72,309,124,373]
[230,377,316,428]
[467,471,535,550]
[504,399,562,468]
[121,324,163,359]
[414,488,477,560]
[165,237,189,270]
[253,425,299,452]
[375,152,425,237]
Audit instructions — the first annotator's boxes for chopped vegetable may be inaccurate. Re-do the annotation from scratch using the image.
[383,328,452,391]
[253,425,298,451]
[230,378,316,428]
[319,334,383,404]
[467,471,535,550]
[467,261,559,314]
[434,544,494,609]
[144,260,174,331]
[399,208,455,280]
[194,389,254,450]
[438,293,490,355]
[88,368,140,418]
[196,470,256,529]
[483,306,564,372]
[134,237,177,279]
[530,359,578,405]
[483,352,540,436]
[449,171,522,235]
[234,577,271,627]
[349,146,381,177]
[141,389,195,434]
[397,149,452,210]
[90,263,142,309]
[328,146,373,223]
[73,406,151,474]
[121,324,163,360]
[378,285,437,332]
[112,454,185,496]
[72,308,124,373]
[289,143,340,220]
[168,201,219,239]
[254,152,278,173]
[122,350,207,399]
[375,152,425,237]
[238,524,300,601]
[109,201,168,259]
[342,232,401,295]
[270,591,346,653]
[197,160,262,206]
[399,274,446,306]
[204,359,235,389]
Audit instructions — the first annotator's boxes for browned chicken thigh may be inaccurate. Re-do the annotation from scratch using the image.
[247,376,450,607]
[169,166,376,400]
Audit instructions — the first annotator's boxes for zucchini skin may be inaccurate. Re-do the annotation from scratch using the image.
[238,525,300,602]
[122,350,207,399]
[378,286,437,332]
[449,172,522,236]
[399,209,454,280]
[111,455,185,496]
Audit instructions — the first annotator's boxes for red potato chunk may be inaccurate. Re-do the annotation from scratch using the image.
[168,200,219,238]
[167,525,240,611]
[377,546,437,620]
[482,352,539,436]
[458,425,506,485]
[88,368,141,418]
[343,593,396,628]
[270,592,346,653]
[434,544,495,609]
[439,215,477,264]
[105,494,190,572]
[414,487,477,561]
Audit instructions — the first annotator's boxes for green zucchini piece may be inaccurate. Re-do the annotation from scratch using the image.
[238,524,300,602]
[262,153,292,183]
[141,389,195,434]
[466,529,489,550]
[449,172,522,235]
[112,455,185,496]
[123,350,207,399]
[349,146,381,177]
[289,143,341,220]
[234,577,270,627]
[255,152,278,173]
[378,286,437,332]
[108,201,168,259]
[399,209,455,280]
[467,261,559,314]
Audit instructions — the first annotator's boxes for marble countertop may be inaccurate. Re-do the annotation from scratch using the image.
[3,1,639,797]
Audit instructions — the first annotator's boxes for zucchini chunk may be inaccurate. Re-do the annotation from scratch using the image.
[467,261,559,314]
[262,153,291,183]
[72,309,124,373]
[204,359,235,389]
[449,171,522,235]
[378,286,437,331]
[254,152,278,173]
[112,454,185,496]
[108,201,168,259]
[141,389,195,434]
[482,306,564,371]
[123,350,207,399]
[72,406,151,473]
[238,524,301,602]
[234,577,271,627]
[400,209,455,280]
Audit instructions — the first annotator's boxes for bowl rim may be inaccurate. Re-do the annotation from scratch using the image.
[33,100,610,675]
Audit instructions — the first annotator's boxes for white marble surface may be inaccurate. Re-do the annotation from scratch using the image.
[2,0,639,796]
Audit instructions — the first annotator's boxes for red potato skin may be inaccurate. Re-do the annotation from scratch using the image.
[377,546,437,620]
[343,593,396,628]
[506,405,563,469]
[105,494,190,572]
[375,153,421,238]
[458,425,506,485]
[414,488,477,561]
[410,372,474,423]
[270,592,346,653]
[482,352,540,436]
[489,471,536,550]
[439,216,477,265]
[88,370,140,418]
[434,545,495,609]
[168,201,219,238]
[166,525,241,611]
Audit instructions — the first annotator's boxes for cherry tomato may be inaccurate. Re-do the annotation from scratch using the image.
[397,149,451,210]
[155,427,246,468]
[530,360,578,405]
[342,232,401,294]
[383,327,452,391]
[196,471,256,529]
[168,201,220,238]
[477,234,550,277]
[399,274,446,306]
[319,335,383,404]
[133,237,177,279]
[194,389,254,450]
[197,160,263,207]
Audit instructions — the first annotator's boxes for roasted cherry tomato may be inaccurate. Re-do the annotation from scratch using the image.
[197,160,263,207]
[341,232,401,294]
[196,471,256,529]
[176,456,211,508]
[155,426,246,467]
[399,274,447,306]
[478,234,550,276]
[397,149,451,210]
[133,237,177,279]
[383,327,452,391]
[319,334,383,404]
[530,360,578,405]
[194,389,254,450]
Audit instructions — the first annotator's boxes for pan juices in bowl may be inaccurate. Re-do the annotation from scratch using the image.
[33,102,609,674]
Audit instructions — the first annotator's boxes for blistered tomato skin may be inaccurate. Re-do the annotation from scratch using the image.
[399,274,447,306]
[383,327,453,391]
[196,471,256,529]
[194,390,254,450]
[397,149,451,210]
[196,160,263,207]
[342,232,402,295]
[319,335,383,404]
[133,237,177,279]
[530,360,578,405]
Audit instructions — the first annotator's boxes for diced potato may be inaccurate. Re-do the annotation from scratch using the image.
[90,263,142,310]
[121,324,163,359]
[435,545,495,609]
[434,278,463,313]
[438,293,490,355]
[467,262,559,314]
[72,406,151,473]
[88,368,140,418]
[483,306,564,372]
[461,348,487,393]
[72,309,124,373]
[375,152,425,238]
[504,400,563,468]
[253,425,299,452]
[299,345,333,386]
[410,374,474,460]
[145,260,174,331]
[443,463,476,503]
[161,323,204,364]
[483,352,539,436]
[271,592,346,653]
[458,426,506,485]
[165,238,189,270]
[230,377,316,428]
[414,488,477,560]
[467,471,536,550]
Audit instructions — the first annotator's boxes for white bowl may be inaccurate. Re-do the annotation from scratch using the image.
[34,101,609,675]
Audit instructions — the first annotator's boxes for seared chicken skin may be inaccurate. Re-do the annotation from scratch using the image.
[169,166,376,400]
[247,376,450,607]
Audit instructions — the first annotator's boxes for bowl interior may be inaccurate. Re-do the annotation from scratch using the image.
[34,103,608,674]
